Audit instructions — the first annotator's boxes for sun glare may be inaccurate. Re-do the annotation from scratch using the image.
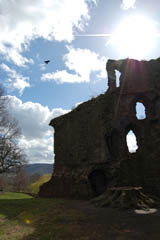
[111,15,157,59]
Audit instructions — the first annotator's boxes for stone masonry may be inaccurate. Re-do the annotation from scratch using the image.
[39,58,160,199]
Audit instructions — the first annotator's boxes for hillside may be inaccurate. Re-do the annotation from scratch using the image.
[23,163,53,176]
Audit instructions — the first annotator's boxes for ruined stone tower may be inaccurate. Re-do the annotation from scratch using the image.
[39,58,160,199]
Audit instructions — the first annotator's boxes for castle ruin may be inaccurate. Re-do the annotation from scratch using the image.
[39,58,160,200]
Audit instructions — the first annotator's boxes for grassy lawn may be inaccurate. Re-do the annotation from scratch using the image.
[0,192,89,240]
[0,192,160,240]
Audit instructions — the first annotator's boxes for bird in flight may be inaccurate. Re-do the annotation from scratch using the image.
[44,60,50,64]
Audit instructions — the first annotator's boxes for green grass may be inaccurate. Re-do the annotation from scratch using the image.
[0,192,33,200]
[0,192,160,240]
[0,192,89,240]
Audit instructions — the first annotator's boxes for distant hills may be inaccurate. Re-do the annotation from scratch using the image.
[23,163,53,176]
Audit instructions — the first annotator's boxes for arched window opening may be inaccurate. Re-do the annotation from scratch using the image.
[89,170,107,196]
[115,70,121,87]
[126,130,138,153]
[136,102,146,120]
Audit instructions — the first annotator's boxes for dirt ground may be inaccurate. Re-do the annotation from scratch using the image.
[71,200,160,240]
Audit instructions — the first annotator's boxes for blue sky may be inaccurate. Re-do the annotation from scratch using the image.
[0,0,160,163]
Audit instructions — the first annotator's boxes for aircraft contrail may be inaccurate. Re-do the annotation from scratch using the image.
[76,33,160,37]
[75,34,112,37]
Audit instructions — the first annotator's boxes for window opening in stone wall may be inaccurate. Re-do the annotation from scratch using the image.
[136,102,146,120]
[115,70,121,87]
[126,130,138,153]
[89,170,107,196]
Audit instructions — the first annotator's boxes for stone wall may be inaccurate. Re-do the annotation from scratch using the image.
[39,92,115,199]
[39,57,160,199]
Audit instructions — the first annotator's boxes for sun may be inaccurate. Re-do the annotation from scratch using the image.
[111,15,157,59]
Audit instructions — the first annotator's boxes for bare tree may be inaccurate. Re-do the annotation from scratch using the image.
[0,85,26,173]
[0,138,26,173]
[12,169,30,192]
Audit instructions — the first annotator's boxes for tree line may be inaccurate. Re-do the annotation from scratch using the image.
[0,169,51,194]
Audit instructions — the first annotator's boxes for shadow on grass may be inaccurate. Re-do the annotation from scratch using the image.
[1,194,160,240]
[0,195,93,240]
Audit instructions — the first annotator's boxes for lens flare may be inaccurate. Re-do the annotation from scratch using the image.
[111,15,157,59]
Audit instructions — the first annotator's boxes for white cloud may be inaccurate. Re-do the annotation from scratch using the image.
[121,0,136,10]
[41,70,83,84]
[41,46,107,83]
[0,64,30,95]
[18,136,54,164]
[64,46,107,79]
[74,101,84,108]
[0,44,33,67]
[0,0,96,66]
[6,95,70,163]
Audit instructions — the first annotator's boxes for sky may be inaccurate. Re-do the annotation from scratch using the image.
[0,0,160,164]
